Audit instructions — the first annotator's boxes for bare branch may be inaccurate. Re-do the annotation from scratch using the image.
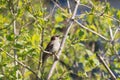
[0,48,39,79]
[79,3,92,9]
[51,0,66,12]
[97,53,116,79]
[38,28,44,71]
[104,14,120,23]
[47,0,80,80]
[67,0,72,14]
[51,0,109,41]
[44,5,56,20]
[113,27,119,40]
[39,45,53,54]
[109,26,120,61]
[109,26,114,41]
[74,20,109,41]
[113,47,120,61]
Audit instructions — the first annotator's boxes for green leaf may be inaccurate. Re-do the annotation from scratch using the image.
[31,33,40,47]
[1,51,7,59]
[89,24,97,32]
[86,49,93,56]
[55,14,64,23]
[14,41,24,48]
[0,75,4,78]
[79,30,84,36]
[24,71,32,78]
[86,14,94,24]
[105,3,110,13]
[6,34,14,41]
[117,10,120,19]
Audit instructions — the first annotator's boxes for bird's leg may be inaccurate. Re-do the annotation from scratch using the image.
[53,52,58,61]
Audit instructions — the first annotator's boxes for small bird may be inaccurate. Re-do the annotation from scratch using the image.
[42,35,60,65]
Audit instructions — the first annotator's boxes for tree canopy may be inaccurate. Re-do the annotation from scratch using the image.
[0,0,120,80]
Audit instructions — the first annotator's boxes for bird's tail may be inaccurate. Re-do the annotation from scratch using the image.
[42,53,50,66]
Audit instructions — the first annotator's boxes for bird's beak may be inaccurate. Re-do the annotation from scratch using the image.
[55,35,63,39]
[56,35,60,37]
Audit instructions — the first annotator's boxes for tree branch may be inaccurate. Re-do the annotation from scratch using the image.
[51,0,109,42]
[74,20,109,41]
[97,53,116,79]
[46,0,80,80]
[67,0,72,14]
[0,48,40,79]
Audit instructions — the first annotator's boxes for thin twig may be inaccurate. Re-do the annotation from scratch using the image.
[51,0,66,12]
[109,26,114,41]
[0,18,15,30]
[113,27,119,40]
[39,45,53,54]
[0,48,39,79]
[79,3,92,9]
[51,0,109,42]
[88,0,96,8]
[11,0,19,66]
[58,70,67,80]
[74,20,109,41]
[44,5,56,20]
[104,14,120,23]
[97,53,116,79]
[109,26,120,61]
[37,28,44,80]
[113,47,120,61]
[27,55,41,64]
[47,0,80,80]
[38,28,44,71]
[67,0,72,14]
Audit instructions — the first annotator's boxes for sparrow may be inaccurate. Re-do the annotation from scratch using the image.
[42,35,60,65]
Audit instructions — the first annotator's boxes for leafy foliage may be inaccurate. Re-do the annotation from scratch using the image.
[0,0,120,80]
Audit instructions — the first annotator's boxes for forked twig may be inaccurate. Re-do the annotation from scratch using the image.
[0,48,39,79]
[97,53,116,79]
[47,0,80,80]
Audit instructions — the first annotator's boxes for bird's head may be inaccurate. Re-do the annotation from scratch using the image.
[51,35,60,41]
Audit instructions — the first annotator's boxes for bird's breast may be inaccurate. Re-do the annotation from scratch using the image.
[52,41,60,52]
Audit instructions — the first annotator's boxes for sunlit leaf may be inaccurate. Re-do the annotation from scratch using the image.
[31,33,40,47]
[86,49,93,56]
[24,71,32,78]
[1,51,7,59]
[86,14,94,24]
[0,75,4,78]
[55,14,64,23]
[89,24,97,32]
[6,34,14,41]
[117,10,120,19]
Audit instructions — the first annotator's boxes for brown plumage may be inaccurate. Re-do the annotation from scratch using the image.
[42,35,60,65]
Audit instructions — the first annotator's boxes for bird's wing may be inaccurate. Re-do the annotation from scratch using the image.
[45,42,53,51]
[42,42,53,65]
